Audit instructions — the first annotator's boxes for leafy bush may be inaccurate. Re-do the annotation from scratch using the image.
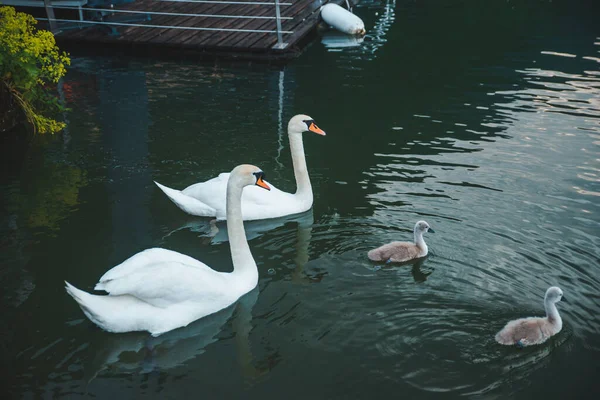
[0,6,70,134]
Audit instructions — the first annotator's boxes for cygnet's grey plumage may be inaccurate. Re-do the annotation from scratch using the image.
[368,220,434,263]
[495,286,565,347]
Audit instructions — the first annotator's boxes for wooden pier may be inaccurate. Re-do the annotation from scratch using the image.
[23,0,346,60]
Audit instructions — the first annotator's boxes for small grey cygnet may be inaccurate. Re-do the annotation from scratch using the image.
[495,286,565,347]
[368,220,434,264]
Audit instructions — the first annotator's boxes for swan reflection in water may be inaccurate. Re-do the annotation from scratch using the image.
[210,209,322,284]
[371,256,433,283]
[85,211,318,382]
[83,288,270,382]
[162,208,314,244]
[409,258,433,283]
[162,209,321,285]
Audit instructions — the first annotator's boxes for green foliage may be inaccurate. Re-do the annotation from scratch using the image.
[0,6,70,134]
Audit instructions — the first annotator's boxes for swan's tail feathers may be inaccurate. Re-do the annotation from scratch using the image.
[367,248,383,262]
[154,181,216,217]
[65,281,107,329]
[494,327,515,345]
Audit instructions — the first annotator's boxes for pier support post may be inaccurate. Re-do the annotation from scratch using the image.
[272,0,288,49]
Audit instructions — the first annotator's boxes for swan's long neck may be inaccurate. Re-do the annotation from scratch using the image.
[226,178,258,287]
[289,132,312,202]
[545,298,562,329]
[414,229,428,255]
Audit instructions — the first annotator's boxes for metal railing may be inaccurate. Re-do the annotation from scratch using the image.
[6,0,293,49]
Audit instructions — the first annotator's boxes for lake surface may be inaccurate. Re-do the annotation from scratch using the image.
[2,0,600,398]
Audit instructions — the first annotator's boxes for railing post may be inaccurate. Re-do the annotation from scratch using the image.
[272,0,288,49]
[43,0,60,34]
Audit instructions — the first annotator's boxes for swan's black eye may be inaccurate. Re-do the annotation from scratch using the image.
[303,119,314,126]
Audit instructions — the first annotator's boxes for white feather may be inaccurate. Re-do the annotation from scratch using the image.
[181,173,303,220]
[153,181,216,217]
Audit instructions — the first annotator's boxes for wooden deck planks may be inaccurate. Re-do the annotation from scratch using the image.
[130,1,247,44]
[246,0,321,49]
[216,0,311,49]
[113,2,200,41]
[191,2,286,48]
[176,3,259,47]
[256,0,332,49]
[215,0,319,49]
[186,3,273,48]
[52,0,345,58]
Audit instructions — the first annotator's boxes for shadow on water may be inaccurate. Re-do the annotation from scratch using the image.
[371,257,434,283]
[11,288,272,397]
[81,289,264,383]
[160,209,315,246]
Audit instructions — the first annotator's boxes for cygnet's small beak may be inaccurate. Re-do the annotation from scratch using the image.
[561,296,567,303]
[428,227,435,233]
[308,122,326,136]
[255,176,271,191]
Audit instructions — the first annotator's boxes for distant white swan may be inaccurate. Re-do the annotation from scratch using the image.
[367,220,434,263]
[65,164,270,336]
[495,286,565,347]
[154,114,326,221]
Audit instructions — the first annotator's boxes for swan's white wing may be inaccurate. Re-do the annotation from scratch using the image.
[154,181,216,217]
[182,173,298,219]
[183,173,288,206]
[97,248,209,285]
[212,183,295,220]
[99,262,229,308]
[182,173,229,211]
[241,183,291,206]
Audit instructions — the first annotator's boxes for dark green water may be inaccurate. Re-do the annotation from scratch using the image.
[2,0,600,398]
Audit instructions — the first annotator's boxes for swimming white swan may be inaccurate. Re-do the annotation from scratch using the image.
[154,114,326,221]
[495,286,565,347]
[65,164,270,336]
[367,220,435,263]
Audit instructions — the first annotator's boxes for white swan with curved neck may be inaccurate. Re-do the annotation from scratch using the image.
[154,114,326,221]
[65,165,270,336]
[495,286,565,347]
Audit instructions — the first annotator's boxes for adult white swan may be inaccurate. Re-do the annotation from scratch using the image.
[154,114,326,221]
[65,164,270,336]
